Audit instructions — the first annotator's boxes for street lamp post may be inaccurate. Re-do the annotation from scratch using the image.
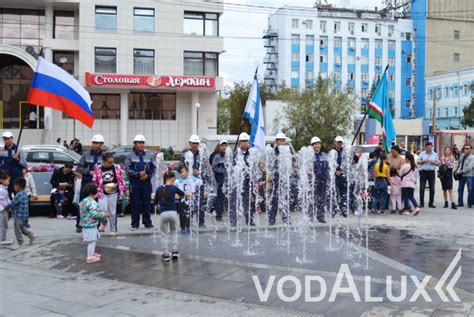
[195,102,201,135]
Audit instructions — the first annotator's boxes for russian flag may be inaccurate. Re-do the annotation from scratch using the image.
[28,57,94,128]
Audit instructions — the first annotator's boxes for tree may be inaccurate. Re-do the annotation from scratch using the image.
[217,82,269,135]
[281,74,354,151]
[461,97,474,128]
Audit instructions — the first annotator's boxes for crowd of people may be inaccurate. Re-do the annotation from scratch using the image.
[0,129,473,263]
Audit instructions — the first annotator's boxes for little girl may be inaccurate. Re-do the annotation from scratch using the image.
[154,171,190,262]
[389,167,403,214]
[400,152,420,216]
[79,183,109,264]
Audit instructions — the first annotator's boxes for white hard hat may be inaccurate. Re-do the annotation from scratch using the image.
[2,131,13,138]
[275,132,286,140]
[91,134,105,143]
[334,136,344,143]
[133,134,146,142]
[189,134,201,143]
[239,132,250,141]
[311,136,322,145]
[219,140,228,145]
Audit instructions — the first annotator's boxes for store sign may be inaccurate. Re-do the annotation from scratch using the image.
[85,73,215,89]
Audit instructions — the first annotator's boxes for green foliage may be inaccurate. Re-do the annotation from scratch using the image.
[462,97,474,128]
[281,75,355,151]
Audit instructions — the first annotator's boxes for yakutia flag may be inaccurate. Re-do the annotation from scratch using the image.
[367,67,396,151]
[28,57,94,128]
[243,69,266,150]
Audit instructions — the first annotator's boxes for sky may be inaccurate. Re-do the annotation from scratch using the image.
[219,0,383,86]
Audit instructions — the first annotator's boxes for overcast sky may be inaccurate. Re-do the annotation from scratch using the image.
[219,0,383,86]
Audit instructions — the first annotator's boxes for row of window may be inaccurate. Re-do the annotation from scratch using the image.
[291,19,396,37]
[428,107,462,118]
[95,6,219,36]
[292,53,399,67]
[292,70,407,85]
[292,34,397,51]
[94,48,219,76]
[428,84,472,100]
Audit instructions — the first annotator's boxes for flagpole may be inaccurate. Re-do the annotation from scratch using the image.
[233,120,245,152]
[15,103,30,153]
[351,64,390,146]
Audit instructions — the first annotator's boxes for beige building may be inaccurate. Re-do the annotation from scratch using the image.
[0,0,224,149]
[425,0,474,76]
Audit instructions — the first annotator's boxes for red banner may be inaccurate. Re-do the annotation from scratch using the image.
[85,73,216,89]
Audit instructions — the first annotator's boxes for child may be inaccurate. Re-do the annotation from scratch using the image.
[0,171,13,245]
[79,183,109,264]
[4,178,36,246]
[400,152,420,216]
[23,168,37,228]
[174,166,201,235]
[55,184,66,219]
[372,153,389,215]
[389,167,403,214]
[155,171,189,262]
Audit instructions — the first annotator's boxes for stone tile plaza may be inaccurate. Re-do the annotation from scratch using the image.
[0,0,474,316]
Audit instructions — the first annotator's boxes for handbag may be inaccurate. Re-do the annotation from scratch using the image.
[437,165,448,179]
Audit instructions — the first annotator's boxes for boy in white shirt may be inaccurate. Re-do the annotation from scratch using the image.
[174,166,201,234]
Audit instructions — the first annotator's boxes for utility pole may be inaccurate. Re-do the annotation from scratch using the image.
[431,90,438,134]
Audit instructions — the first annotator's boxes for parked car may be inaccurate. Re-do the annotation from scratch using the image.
[20,145,81,207]
[108,146,134,164]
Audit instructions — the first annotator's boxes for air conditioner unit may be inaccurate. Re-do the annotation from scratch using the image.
[388,32,392,37]
[350,30,354,35]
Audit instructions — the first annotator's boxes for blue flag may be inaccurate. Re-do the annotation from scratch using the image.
[243,69,266,150]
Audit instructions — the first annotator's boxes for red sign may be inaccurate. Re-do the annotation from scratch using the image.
[85,73,216,89]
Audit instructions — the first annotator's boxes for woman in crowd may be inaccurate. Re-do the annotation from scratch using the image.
[400,152,420,216]
[439,146,457,210]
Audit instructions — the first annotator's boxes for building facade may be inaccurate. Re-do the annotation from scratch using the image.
[263,4,414,119]
[411,0,474,122]
[0,0,224,149]
[425,67,473,130]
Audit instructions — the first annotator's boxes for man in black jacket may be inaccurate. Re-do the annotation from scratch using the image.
[49,162,75,218]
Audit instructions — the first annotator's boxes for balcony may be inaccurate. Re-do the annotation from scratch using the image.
[262,29,278,38]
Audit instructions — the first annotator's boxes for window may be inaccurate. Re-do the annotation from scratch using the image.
[361,73,368,82]
[28,152,50,163]
[436,87,441,99]
[445,86,450,98]
[388,73,394,81]
[95,6,117,32]
[334,21,340,33]
[361,89,368,97]
[91,94,120,119]
[334,37,342,48]
[129,93,176,120]
[445,108,449,117]
[305,53,313,62]
[53,51,75,75]
[53,152,75,165]
[454,85,459,96]
[375,57,381,67]
[464,84,469,95]
[405,77,411,86]
[183,51,218,76]
[406,100,411,108]
[133,49,154,74]
[292,19,299,28]
[453,53,460,62]
[95,47,116,73]
[348,22,355,33]
[334,72,341,80]
[334,55,341,65]
[291,53,299,61]
[305,70,314,80]
[361,56,368,64]
[348,38,355,49]
[320,55,327,63]
[347,55,355,64]
[388,25,394,36]
[320,20,326,32]
[134,8,154,32]
[376,74,381,82]
[319,37,327,47]
[454,30,460,40]
[184,11,219,36]
[406,55,412,63]
[429,89,434,99]
[291,70,299,78]
[405,32,411,41]
[54,11,74,39]
[291,34,300,45]
[375,40,383,50]
[437,108,440,117]
[361,23,368,32]
[305,20,313,29]
[388,40,395,51]
[389,57,395,66]
[389,89,395,98]
[375,24,381,34]
[455,107,458,116]
[361,38,369,49]
[348,72,354,80]
[305,35,314,45]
